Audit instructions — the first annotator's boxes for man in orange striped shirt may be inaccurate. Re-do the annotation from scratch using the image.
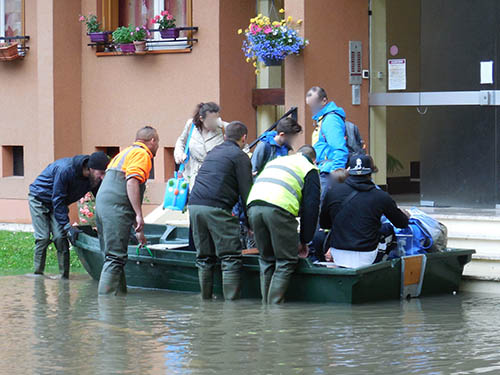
[96,126,159,295]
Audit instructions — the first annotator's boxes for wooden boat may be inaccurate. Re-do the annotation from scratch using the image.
[74,224,475,303]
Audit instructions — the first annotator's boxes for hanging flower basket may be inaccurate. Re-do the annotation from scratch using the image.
[238,10,308,74]
[0,43,20,61]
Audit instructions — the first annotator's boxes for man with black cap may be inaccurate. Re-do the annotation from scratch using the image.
[319,154,409,268]
[29,151,109,278]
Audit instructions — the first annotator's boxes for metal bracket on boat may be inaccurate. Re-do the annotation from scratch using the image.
[401,254,427,299]
[136,245,154,258]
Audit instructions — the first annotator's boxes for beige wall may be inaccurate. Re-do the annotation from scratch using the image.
[285,0,370,149]
[0,0,256,223]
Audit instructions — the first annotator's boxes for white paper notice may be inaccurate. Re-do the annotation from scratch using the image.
[480,61,494,84]
[388,59,406,91]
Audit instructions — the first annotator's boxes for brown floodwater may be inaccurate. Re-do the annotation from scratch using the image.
[0,274,499,375]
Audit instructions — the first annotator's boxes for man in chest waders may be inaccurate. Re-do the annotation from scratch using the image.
[96,126,159,295]
[247,145,321,304]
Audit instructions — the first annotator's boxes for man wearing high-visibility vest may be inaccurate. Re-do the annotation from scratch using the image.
[96,126,159,295]
[247,145,321,304]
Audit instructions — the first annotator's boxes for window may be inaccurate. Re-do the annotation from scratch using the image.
[100,0,193,51]
[0,0,23,37]
[2,145,24,177]
[95,146,120,159]
[164,147,175,181]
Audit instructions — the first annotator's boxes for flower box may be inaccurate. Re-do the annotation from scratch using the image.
[89,32,110,43]
[160,28,180,39]
[0,43,20,61]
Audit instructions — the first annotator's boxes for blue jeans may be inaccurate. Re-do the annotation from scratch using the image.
[320,172,331,204]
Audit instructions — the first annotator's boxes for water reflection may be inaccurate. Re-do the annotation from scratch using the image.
[0,275,499,374]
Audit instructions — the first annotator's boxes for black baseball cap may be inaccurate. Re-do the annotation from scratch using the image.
[348,154,373,176]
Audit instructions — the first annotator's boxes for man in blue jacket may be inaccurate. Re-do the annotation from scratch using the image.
[306,86,349,201]
[28,152,108,278]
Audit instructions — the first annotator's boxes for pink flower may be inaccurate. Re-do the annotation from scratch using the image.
[151,17,156,24]
[130,32,134,36]
[161,10,168,16]
[155,15,161,21]
[87,212,94,218]
[79,16,85,22]
[81,218,88,224]
[263,25,272,34]
[167,14,173,20]
[136,27,140,31]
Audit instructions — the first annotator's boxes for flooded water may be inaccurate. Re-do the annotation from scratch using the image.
[1,275,500,375]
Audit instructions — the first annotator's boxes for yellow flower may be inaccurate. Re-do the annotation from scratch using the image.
[255,69,260,75]
[272,21,280,26]
[237,29,243,34]
[279,8,285,13]
[250,18,255,23]
[245,28,249,33]
[257,13,262,18]
[297,19,303,25]
[246,57,250,63]
[253,62,257,67]
[287,16,293,22]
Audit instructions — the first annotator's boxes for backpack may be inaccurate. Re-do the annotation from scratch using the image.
[345,121,365,157]
[320,114,365,158]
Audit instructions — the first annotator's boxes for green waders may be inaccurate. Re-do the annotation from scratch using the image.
[189,205,243,300]
[96,169,144,296]
[28,194,70,278]
[248,205,299,304]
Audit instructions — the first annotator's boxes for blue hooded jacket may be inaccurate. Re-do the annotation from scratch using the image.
[251,131,292,175]
[29,155,96,229]
[312,101,349,173]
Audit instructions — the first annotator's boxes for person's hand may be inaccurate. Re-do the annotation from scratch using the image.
[135,215,145,233]
[325,248,334,262]
[136,231,147,246]
[298,243,309,258]
[403,209,411,219]
[68,226,82,246]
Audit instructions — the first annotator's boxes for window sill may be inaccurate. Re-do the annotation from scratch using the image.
[95,48,192,57]
[2,176,24,179]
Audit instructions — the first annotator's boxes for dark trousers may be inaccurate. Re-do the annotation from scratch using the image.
[189,205,242,300]
[28,194,70,278]
[248,205,299,304]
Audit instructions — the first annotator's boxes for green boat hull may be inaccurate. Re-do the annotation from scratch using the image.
[74,224,475,304]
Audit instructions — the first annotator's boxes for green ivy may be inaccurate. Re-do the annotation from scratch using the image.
[112,25,135,44]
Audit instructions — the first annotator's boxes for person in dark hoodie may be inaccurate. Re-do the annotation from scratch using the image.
[28,152,109,278]
[319,154,409,268]
[306,86,349,202]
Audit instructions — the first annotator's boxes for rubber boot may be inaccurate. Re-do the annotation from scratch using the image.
[198,267,214,300]
[57,248,70,279]
[98,263,127,296]
[222,270,241,301]
[267,275,291,304]
[259,258,275,304]
[33,239,50,275]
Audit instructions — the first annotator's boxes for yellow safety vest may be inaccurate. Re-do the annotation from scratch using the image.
[247,153,318,216]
